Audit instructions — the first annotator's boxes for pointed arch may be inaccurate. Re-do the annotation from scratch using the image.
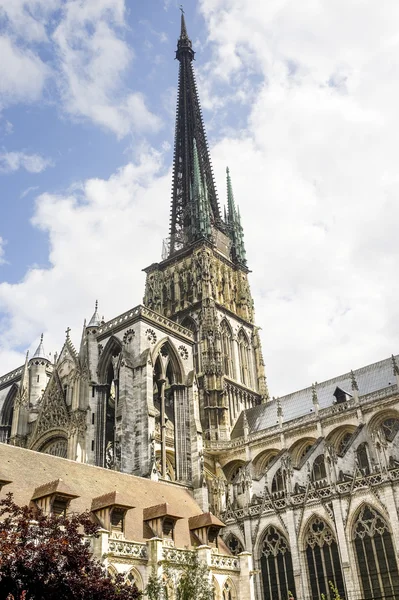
[303,515,345,600]
[152,337,185,384]
[259,525,296,600]
[97,335,122,384]
[253,448,280,477]
[96,335,122,469]
[356,441,371,475]
[352,503,399,600]
[224,533,244,555]
[311,454,327,483]
[0,383,17,442]
[289,437,317,467]
[326,424,357,455]
[222,459,246,483]
[220,318,234,378]
[222,578,237,600]
[125,567,143,591]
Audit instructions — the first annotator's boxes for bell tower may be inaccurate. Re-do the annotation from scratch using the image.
[143,14,268,441]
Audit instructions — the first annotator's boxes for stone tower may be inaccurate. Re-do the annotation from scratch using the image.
[144,14,268,441]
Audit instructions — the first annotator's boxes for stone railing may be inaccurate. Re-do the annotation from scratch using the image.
[96,305,193,341]
[222,467,399,521]
[108,539,148,560]
[162,547,193,565]
[210,553,240,571]
[0,365,23,388]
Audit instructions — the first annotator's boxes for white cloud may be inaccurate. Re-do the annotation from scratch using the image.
[0,149,170,366]
[198,0,399,394]
[0,151,53,173]
[0,36,49,108]
[52,0,161,137]
[0,0,61,42]
[1,0,399,401]
[0,0,160,136]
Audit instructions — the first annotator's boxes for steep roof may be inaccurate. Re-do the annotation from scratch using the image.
[0,443,214,549]
[232,354,399,438]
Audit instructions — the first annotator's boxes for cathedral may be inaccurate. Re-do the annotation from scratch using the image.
[1,14,399,600]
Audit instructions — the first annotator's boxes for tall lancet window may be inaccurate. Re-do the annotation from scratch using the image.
[220,319,234,378]
[305,517,345,600]
[353,504,399,600]
[260,526,296,600]
[237,329,251,387]
[0,385,16,443]
[153,342,189,482]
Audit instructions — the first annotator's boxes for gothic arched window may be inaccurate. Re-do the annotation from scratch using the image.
[0,385,16,443]
[222,579,236,600]
[225,534,243,556]
[353,504,399,600]
[237,329,251,387]
[272,468,285,495]
[312,455,327,483]
[356,442,370,475]
[337,431,352,456]
[220,319,234,378]
[305,517,345,600]
[260,526,296,600]
[381,417,399,442]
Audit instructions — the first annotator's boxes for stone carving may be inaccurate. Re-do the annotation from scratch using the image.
[32,374,69,439]
[123,328,135,344]
[178,345,188,360]
[145,328,157,344]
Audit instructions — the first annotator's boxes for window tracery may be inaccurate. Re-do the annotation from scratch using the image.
[381,417,399,442]
[312,455,327,483]
[337,431,352,455]
[40,438,68,458]
[356,442,371,475]
[353,504,399,600]
[225,534,243,555]
[305,517,345,600]
[222,579,236,600]
[272,468,285,495]
[260,526,296,600]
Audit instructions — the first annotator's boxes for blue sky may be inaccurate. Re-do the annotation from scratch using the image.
[1,0,399,396]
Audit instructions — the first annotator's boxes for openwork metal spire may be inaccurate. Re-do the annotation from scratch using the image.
[169,14,222,255]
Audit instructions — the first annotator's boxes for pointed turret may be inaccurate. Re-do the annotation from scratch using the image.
[191,138,211,240]
[226,167,247,265]
[32,334,49,361]
[88,300,101,327]
[169,14,222,254]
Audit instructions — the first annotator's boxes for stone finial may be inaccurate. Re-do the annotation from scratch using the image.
[350,370,359,391]
[392,354,399,376]
[65,327,71,340]
[312,382,318,405]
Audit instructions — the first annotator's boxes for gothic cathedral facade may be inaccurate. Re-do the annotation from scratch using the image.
[1,14,399,600]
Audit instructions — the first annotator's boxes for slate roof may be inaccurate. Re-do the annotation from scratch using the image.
[0,443,225,550]
[232,354,399,439]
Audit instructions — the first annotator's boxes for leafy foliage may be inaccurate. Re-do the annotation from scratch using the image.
[320,581,343,600]
[0,493,141,600]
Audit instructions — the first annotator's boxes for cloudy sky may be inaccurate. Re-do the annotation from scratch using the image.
[0,0,398,397]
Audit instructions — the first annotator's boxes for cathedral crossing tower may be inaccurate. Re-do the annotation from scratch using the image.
[144,14,268,441]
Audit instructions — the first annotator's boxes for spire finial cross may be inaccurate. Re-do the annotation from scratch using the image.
[65,327,71,339]
[179,4,184,14]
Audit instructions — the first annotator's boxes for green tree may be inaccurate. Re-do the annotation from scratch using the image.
[145,552,214,600]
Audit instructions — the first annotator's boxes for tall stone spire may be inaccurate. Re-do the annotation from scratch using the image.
[170,13,222,255]
[226,167,246,265]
